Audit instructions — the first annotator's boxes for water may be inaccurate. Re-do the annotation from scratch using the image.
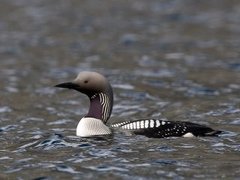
[0,0,240,179]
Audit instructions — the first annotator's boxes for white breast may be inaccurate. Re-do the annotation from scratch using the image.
[76,117,111,137]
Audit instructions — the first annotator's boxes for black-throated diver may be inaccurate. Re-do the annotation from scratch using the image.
[55,71,222,138]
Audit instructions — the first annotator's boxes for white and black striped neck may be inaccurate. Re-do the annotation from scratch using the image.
[86,92,113,123]
[55,71,113,124]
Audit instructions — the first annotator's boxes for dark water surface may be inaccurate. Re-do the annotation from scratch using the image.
[0,0,240,179]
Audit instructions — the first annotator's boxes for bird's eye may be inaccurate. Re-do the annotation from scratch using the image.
[84,80,88,84]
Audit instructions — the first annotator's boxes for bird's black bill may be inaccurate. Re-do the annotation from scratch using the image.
[55,82,80,90]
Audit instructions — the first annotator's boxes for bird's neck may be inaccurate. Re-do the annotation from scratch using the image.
[86,92,113,123]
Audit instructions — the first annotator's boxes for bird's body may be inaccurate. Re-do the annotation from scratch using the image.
[55,71,222,138]
[111,119,220,138]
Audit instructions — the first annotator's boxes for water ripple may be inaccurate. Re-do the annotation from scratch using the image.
[34,134,79,150]
[88,165,128,172]
[0,125,18,133]
[148,145,176,152]
[55,164,79,174]
[0,106,12,113]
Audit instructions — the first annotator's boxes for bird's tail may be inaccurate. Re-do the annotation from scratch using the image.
[205,130,222,136]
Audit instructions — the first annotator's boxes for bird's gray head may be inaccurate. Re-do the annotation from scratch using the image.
[55,71,111,97]
[55,71,113,123]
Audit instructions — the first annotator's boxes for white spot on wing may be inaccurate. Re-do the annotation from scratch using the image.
[133,122,136,129]
[141,120,144,128]
[156,120,160,127]
[145,120,149,128]
[150,120,154,128]
[112,123,118,127]
[122,125,127,129]
[129,123,133,129]
[136,121,140,129]
[162,121,166,125]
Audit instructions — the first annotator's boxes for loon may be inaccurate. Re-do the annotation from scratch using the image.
[55,71,222,138]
